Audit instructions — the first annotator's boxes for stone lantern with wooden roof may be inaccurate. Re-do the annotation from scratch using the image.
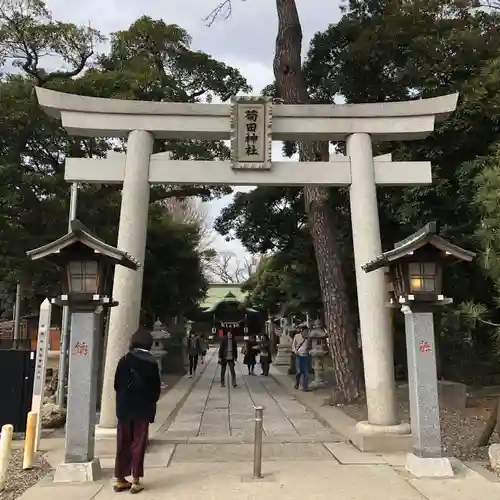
[26,219,139,483]
[362,222,475,478]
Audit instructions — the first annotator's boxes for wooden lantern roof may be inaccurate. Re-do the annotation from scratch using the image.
[362,222,475,273]
[26,219,140,270]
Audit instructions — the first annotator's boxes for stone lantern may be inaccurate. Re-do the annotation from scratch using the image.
[274,317,293,366]
[309,319,328,389]
[150,319,170,388]
[362,221,475,478]
[26,219,139,483]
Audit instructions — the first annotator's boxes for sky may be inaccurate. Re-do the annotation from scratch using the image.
[45,0,343,263]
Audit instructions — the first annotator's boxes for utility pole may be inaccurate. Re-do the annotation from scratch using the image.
[56,183,79,407]
[13,282,22,342]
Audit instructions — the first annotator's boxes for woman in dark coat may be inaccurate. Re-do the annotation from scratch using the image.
[113,328,161,494]
[243,335,259,376]
[187,332,202,378]
[259,334,272,376]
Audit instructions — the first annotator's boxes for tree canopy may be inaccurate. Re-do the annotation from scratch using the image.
[0,1,250,323]
[216,0,500,380]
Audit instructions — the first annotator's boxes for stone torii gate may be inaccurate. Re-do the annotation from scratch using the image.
[35,87,458,443]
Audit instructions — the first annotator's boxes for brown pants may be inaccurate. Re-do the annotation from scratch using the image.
[114,419,149,479]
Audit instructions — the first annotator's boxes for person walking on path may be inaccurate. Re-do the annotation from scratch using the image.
[259,334,272,376]
[187,331,202,378]
[200,334,208,364]
[113,328,162,494]
[243,335,259,375]
[292,324,311,391]
[219,330,238,388]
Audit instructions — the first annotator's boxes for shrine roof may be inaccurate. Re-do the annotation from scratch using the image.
[362,222,475,273]
[200,283,257,312]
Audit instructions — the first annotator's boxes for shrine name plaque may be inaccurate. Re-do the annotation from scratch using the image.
[230,96,272,170]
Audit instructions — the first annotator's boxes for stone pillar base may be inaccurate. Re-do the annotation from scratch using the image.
[95,424,117,439]
[274,349,292,366]
[54,458,102,483]
[405,453,454,478]
[356,420,411,436]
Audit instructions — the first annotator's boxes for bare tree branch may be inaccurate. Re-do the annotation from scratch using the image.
[205,251,256,284]
[162,198,218,276]
[203,0,247,27]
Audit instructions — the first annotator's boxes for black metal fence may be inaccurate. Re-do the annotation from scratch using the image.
[0,341,35,432]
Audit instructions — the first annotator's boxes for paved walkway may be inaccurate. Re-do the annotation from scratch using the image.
[16,348,500,500]
[161,350,337,442]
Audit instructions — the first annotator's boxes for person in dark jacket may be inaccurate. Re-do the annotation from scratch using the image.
[243,335,259,375]
[200,335,208,364]
[187,331,202,378]
[259,334,272,376]
[218,331,238,388]
[113,328,161,494]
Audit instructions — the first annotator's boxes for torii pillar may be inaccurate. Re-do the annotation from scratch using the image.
[34,87,458,440]
[100,131,153,428]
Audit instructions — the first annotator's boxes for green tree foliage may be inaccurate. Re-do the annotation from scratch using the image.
[461,143,500,355]
[216,187,305,253]
[241,243,322,316]
[216,186,356,316]
[141,205,207,324]
[219,0,500,364]
[0,1,249,320]
[306,0,500,263]
[306,0,500,321]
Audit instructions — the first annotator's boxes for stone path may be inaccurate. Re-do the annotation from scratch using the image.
[24,349,500,500]
[162,349,338,442]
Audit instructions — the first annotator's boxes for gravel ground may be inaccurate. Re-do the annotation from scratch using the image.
[0,449,50,500]
[342,388,498,462]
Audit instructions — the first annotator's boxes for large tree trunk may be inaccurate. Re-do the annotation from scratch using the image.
[273,0,362,403]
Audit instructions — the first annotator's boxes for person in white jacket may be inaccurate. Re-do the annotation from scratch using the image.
[292,324,310,391]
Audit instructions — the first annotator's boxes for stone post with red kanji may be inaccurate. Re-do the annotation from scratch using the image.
[402,306,450,475]
[57,305,103,479]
